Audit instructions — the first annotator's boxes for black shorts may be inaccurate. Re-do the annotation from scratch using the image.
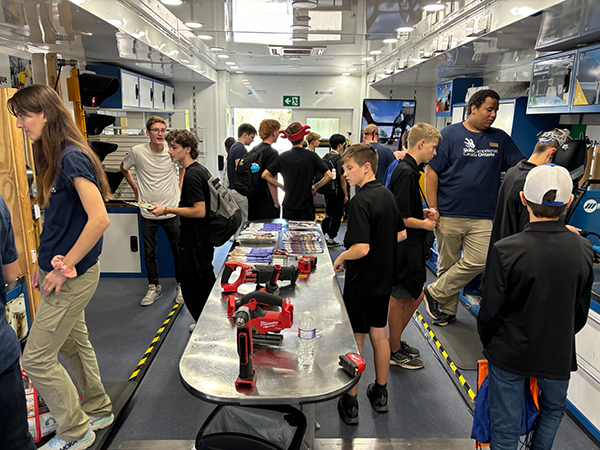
[394,237,426,300]
[343,293,390,334]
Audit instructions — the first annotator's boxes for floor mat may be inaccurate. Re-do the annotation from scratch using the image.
[417,287,484,371]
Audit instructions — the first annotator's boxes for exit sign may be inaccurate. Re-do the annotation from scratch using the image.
[283,95,300,107]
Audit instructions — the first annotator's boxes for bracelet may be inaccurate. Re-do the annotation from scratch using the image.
[51,255,77,278]
[163,206,168,216]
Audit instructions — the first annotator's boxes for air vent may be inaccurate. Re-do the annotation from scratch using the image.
[269,46,326,56]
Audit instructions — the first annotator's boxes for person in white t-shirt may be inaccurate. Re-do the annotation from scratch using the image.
[121,116,184,306]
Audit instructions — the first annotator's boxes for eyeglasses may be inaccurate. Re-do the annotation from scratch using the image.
[150,128,167,134]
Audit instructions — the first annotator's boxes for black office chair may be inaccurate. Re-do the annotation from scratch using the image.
[195,405,307,450]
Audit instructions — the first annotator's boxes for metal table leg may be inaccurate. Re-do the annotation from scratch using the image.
[300,403,315,450]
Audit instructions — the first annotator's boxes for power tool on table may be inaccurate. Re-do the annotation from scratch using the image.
[298,255,317,275]
[232,290,294,392]
[339,353,366,378]
[221,261,300,293]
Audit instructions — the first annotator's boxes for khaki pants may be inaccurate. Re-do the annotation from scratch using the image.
[22,263,112,441]
[428,217,492,315]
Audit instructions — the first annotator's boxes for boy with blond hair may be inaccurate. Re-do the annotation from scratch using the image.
[334,143,406,425]
[388,123,441,370]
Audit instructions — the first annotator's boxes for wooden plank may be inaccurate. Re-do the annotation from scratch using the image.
[46,53,62,97]
[0,89,42,316]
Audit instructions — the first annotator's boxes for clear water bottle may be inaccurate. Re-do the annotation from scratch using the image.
[331,168,337,180]
[298,311,316,367]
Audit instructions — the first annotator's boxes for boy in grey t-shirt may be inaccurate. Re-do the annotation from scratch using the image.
[121,116,184,306]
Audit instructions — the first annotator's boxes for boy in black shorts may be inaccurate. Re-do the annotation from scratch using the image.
[388,123,441,370]
[334,143,407,425]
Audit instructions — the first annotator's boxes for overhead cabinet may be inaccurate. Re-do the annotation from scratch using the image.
[86,65,175,111]
[527,52,575,114]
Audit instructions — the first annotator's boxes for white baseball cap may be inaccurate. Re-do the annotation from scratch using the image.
[523,163,572,206]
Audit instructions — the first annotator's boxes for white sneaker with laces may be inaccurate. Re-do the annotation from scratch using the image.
[140,284,162,306]
[175,283,184,304]
[39,426,95,450]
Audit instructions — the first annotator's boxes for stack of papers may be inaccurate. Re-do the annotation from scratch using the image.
[281,231,324,254]
[228,247,274,264]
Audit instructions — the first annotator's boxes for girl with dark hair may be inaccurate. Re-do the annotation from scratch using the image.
[8,84,113,450]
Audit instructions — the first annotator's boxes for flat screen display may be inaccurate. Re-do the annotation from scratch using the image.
[361,99,416,151]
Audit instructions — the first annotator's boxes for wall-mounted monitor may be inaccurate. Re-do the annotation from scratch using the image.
[361,99,416,151]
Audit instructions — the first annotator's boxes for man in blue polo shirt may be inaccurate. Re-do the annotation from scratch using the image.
[423,89,524,326]
[0,194,36,449]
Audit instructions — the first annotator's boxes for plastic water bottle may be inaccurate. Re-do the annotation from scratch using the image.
[298,311,316,367]
[331,168,337,180]
[251,163,260,185]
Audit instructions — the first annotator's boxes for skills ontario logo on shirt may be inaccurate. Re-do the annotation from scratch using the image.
[462,137,498,158]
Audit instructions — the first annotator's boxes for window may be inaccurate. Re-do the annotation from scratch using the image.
[306,118,339,139]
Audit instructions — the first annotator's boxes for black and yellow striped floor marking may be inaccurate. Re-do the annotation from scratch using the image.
[129,303,182,381]
[415,312,477,404]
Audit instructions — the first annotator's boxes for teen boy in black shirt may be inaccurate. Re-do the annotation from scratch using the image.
[334,143,406,425]
[320,133,348,247]
[248,119,282,220]
[388,123,441,370]
[262,122,332,220]
[151,130,216,323]
[479,164,593,449]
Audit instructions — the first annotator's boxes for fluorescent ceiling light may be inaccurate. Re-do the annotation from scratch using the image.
[369,50,383,55]
[209,47,224,51]
[185,22,204,29]
[383,38,399,44]
[160,0,182,5]
[361,56,374,61]
[217,54,229,58]
[341,72,351,76]
[225,61,236,65]
[235,70,244,73]
[346,67,358,71]
[396,26,415,32]
[423,3,446,12]
[230,66,240,69]
[180,58,190,63]
[196,34,214,40]
[292,0,317,9]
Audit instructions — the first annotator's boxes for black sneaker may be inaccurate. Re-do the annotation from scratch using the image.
[433,313,456,327]
[401,340,420,357]
[366,383,388,413]
[337,395,359,425]
[390,349,425,370]
[423,285,442,320]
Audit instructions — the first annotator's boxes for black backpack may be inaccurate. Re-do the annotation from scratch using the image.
[316,154,340,195]
[234,143,270,197]
[197,165,243,247]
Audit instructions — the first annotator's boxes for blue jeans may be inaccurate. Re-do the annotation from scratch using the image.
[488,363,569,450]
[0,357,36,450]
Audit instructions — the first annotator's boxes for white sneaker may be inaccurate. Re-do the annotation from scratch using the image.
[175,283,184,304]
[140,284,162,306]
[89,413,114,431]
[39,426,95,450]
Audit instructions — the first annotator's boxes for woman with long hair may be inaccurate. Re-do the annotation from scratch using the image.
[8,84,114,450]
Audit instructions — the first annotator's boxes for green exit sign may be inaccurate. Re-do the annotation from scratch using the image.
[283,95,300,107]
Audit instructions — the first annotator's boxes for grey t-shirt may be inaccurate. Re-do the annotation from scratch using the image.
[122,143,180,220]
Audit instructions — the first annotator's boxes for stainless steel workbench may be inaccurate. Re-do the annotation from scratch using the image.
[179,220,360,448]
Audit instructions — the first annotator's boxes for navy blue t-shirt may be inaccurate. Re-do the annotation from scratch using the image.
[0,194,20,374]
[38,145,103,275]
[227,142,247,188]
[371,142,396,184]
[427,123,523,220]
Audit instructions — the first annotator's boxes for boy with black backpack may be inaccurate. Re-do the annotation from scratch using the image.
[319,133,348,247]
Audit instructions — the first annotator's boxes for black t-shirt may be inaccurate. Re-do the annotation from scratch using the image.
[267,147,329,211]
[252,143,279,203]
[179,162,210,248]
[389,153,426,241]
[344,180,405,296]
[227,142,247,187]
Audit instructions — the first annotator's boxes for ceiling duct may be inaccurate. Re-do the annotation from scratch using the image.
[269,46,326,56]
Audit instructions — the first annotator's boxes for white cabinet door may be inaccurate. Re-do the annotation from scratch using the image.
[165,85,175,110]
[153,82,165,110]
[121,73,139,108]
[139,77,154,109]
[99,212,141,273]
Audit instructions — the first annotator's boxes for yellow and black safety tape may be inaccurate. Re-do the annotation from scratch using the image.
[415,312,477,404]
[129,303,182,381]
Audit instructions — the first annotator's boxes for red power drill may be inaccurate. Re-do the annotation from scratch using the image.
[298,255,317,275]
[232,291,294,392]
